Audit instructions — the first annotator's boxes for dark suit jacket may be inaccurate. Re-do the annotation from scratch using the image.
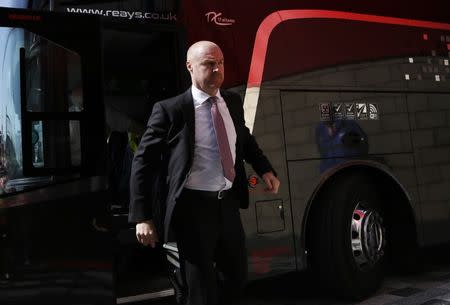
[129,88,274,241]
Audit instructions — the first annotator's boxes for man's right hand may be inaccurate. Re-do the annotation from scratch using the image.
[136,220,159,248]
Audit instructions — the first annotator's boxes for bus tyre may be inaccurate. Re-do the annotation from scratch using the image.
[311,174,386,300]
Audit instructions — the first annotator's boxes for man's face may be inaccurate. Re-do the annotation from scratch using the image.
[187,44,224,95]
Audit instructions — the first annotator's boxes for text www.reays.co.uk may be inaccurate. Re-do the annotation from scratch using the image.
[66,8,177,21]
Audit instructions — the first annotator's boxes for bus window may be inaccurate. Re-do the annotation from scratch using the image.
[0,26,24,195]
[22,30,85,176]
[26,32,83,113]
[0,26,87,195]
[31,120,81,169]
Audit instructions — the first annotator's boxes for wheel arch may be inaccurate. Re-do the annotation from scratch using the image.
[302,161,419,266]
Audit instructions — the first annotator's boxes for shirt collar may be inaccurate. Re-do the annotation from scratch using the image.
[191,85,222,107]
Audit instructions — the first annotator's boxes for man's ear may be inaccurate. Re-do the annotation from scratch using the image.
[186,61,193,73]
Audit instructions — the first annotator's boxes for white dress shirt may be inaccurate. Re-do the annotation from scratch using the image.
[184,85,237,191]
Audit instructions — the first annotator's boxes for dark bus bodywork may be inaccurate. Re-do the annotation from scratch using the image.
[1,0,450,304]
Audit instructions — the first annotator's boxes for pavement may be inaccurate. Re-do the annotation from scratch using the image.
[2,244,449,305]
[148,244,450,305]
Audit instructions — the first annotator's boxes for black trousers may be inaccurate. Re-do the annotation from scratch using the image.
[172,189,248,305]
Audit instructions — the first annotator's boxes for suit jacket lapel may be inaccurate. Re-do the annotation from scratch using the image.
[180,88,195,160]
[220,89,241,154]
[220,90,239,130]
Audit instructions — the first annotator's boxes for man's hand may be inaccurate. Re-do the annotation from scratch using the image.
[136,220,159,248]
[262,172,280,194]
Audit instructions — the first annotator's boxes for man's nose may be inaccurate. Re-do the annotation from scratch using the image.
[212,63,220,72]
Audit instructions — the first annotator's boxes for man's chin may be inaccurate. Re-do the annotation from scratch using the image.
[209,82,223,90]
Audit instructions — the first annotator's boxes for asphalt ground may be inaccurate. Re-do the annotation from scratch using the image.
[144,243,450,305]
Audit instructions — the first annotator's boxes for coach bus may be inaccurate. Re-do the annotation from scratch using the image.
[1,0,450,304]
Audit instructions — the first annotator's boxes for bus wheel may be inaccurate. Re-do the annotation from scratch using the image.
[310,173,387,300]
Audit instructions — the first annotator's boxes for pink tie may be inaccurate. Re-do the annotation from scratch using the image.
[209,96,235,183]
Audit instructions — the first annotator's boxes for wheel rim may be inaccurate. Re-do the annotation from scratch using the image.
[351,202,386,270]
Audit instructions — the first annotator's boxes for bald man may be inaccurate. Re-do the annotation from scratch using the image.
[129,41,280,305]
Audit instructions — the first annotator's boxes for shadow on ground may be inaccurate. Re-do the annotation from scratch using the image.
[146,243,450,305]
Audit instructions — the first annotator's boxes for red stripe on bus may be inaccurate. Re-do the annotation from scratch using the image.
[247,10,450,88]
[251,246,291,274]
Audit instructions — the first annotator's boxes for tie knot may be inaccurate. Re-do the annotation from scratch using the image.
[208,96,218,105]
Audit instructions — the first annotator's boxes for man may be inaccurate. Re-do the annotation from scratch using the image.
[129,41,280,305]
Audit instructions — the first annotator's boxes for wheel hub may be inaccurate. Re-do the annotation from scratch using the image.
[351,202,386,270]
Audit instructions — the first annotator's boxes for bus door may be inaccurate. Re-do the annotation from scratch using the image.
[37,0,187,301]
[99,18,187,302]
[0,7,113,305]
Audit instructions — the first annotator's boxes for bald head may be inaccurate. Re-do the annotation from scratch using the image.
[186,41,224,96]
[187,41,220,62]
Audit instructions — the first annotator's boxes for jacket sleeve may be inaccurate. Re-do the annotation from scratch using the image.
[128,102,169,223]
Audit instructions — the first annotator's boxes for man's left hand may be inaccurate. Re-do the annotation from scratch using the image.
[262,172,280,194]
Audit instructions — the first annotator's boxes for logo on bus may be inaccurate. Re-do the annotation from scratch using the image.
[356,103,369,120]
[369,103,379,120]
[205,11,235,26]
[319,103,331,121]
[345,103,356,120]
[332,103,344,120]
[320,102,379,121]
